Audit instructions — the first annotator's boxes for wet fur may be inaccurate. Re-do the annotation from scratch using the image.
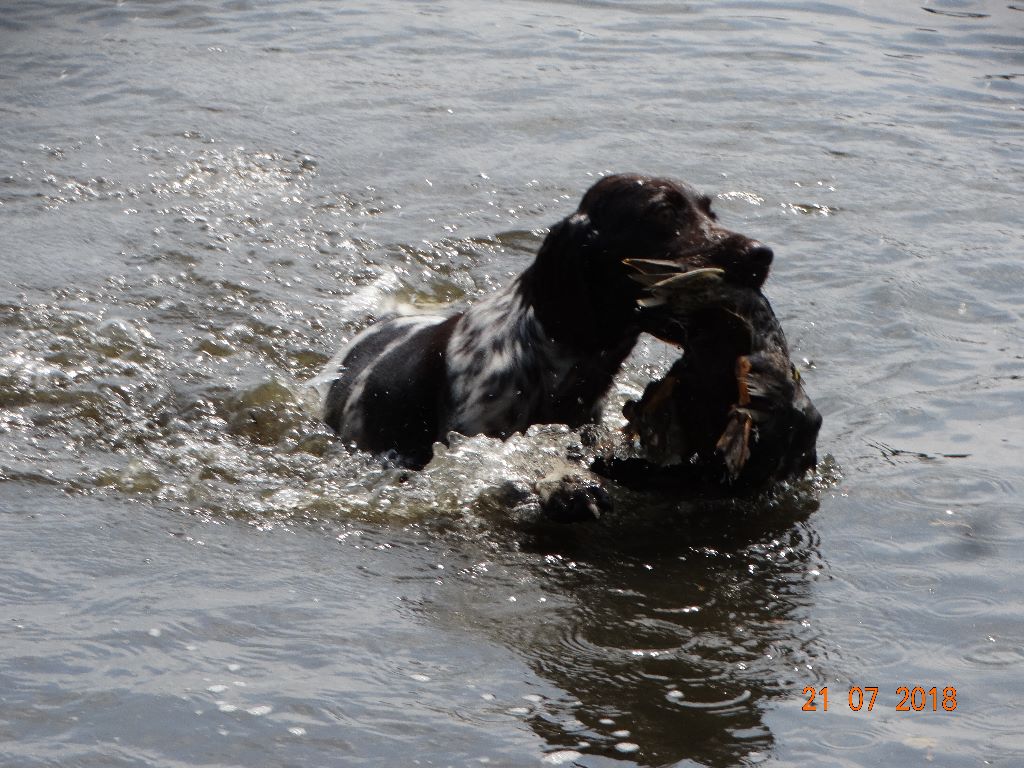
[594,289,821,492]
[321,174,773,473]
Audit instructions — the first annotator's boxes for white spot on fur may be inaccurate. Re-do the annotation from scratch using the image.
[444,282,585,438]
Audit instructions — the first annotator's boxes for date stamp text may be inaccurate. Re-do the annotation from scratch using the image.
[801,686,957,712]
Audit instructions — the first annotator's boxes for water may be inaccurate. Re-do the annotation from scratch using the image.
[1,0,1022,765]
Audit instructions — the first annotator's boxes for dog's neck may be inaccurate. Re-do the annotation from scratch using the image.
[444,277,637,439]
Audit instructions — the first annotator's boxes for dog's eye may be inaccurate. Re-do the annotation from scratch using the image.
[698,195,718,220]
[660,188,687,211]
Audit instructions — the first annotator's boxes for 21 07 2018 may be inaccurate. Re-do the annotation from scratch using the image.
[801,686,958,712]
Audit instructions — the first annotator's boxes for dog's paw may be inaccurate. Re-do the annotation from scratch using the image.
[534,472,612,523]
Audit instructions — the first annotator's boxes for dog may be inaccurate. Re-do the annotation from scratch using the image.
[320,173,775,470]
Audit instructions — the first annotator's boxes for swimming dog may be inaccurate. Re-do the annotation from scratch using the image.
[320,173,774,469]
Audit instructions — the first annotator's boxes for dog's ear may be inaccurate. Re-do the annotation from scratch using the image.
[535,212,595,265]
[529,212,599,300]
[523,211,639,350]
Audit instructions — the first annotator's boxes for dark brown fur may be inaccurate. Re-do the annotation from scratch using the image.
[321,174,775,472]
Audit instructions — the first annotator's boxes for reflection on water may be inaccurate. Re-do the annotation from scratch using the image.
[476,495,827,766]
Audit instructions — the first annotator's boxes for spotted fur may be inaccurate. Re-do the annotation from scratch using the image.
[320,174,774,469]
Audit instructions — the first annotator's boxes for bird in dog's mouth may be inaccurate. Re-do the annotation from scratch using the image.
[594,255,822,490]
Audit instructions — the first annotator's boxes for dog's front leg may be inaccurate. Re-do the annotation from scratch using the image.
[533,459,613,523]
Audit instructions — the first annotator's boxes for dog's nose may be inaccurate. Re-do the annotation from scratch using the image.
[746,242,774,270]
[728,241,773,288]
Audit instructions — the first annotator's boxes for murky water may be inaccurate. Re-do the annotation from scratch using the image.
[2,1,1022,765]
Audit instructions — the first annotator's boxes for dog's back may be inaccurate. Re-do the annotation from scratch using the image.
[323,314,460,467]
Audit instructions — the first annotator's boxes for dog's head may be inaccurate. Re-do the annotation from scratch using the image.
[523,174,772,350]
[583,174,773,289]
